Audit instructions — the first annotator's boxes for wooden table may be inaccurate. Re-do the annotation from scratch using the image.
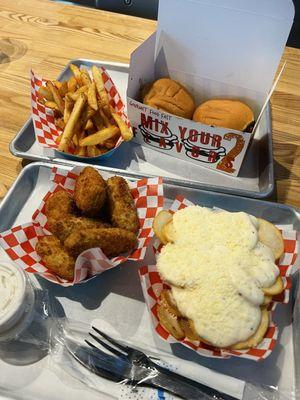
[0,0,300,207]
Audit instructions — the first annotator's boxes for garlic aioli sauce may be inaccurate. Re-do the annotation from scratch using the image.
[157,206,280,348]
[0,264,24,321]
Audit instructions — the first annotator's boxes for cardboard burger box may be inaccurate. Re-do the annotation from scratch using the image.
[127,0,294,176]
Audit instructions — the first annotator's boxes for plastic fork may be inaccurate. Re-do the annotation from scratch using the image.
[82,326,238,400]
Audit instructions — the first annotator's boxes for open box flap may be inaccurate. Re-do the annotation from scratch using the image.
[127,32,156,100]
[155,0,294,95]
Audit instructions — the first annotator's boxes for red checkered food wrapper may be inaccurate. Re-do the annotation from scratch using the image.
[30,67,131,154]
[0,166,163,287]
[139,195,298,361]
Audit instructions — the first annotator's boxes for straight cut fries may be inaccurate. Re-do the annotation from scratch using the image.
[37,86,53,101]
[112,112,133,141]
[63,95,74,124]
[37,63,133,157]
[58,93,86,152]
[46,81,64,114]
[87,82,98,111]
[92,65,110,117]
[79,126,120,146]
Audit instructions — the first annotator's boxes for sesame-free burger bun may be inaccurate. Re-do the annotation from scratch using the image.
[143,78,196,119]
[193,99,254,131]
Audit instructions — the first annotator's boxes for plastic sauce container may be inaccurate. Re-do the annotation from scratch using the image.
[0,261,35,341]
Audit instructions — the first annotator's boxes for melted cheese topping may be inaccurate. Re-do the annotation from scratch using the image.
[157,206,279,347]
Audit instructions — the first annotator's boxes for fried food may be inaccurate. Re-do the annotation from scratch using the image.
[46,81,65,114]
[64,227,137,257]
[107,176,139,234]
[158,289,199,341]
[258,218,284,261]
[263,295,272,305]
[67,76,78,93]
[69,64,82,86]
[79,126,120,146]
[64,95,74,124]
[87,81,98,111]
[92,65,110,117]
[157,303,185,340]
[36,235,75,280]
[111,113,133,141]
[157,289,270,349]
[44,101,59,111]
[163,220,176,243]
[45,189,77,220]
[153,210,173,244]
[48,215,110,243]
[154,206,285,349]
[262,276,284,296]
[37,64,133,157]
[58,93,87,152]
[36,168,141,282]
[38,86,53,101]
[179,319,199,341]
[74,167,107,217]
[231,308,269,350]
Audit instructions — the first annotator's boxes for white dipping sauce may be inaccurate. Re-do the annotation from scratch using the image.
[0,265,21,316]
[0,261,27,335]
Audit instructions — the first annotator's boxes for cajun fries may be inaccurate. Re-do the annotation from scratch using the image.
[37,64,133,157]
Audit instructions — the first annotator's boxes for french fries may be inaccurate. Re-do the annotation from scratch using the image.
[64,95,74,124]
[79,126,119,146]
[80,69,91,86]
[67,76,77,93]
[92,66,110,117]
[87,81,98,111]
[54,81,68,97]
[84,119,94,131]
[38,86,53,101]
[92,112,104,131]
[55,134,62,145]
[46,81,65,114]
[58,93,86,152]
[69,64,82,86]
[99,108,111,127]
[55,117,66,130]
[44,101,59,111]
[86,145,98,157]
[37,64,132,157]
[112,113,133,141]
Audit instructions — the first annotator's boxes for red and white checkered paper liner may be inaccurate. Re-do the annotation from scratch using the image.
[31,66,131,153]
[0,166,163,287]
[139,195,298,361]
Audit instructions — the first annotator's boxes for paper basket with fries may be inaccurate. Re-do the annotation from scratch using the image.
[139,196,298,361]
[31,64,133,158]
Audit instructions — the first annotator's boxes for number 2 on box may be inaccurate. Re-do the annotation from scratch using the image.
[216,133,245,173]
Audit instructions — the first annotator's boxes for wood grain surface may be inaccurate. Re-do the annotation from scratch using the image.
[0,0,300,208]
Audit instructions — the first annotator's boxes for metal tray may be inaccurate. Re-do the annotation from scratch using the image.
[0,161,298,400]
[10,59,274,199]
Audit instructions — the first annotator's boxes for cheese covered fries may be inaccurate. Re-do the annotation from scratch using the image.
[153,206,285,349]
